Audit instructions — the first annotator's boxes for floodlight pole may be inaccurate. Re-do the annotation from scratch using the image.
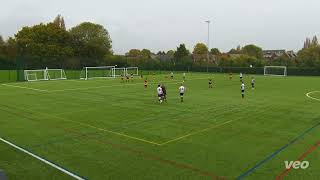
[205,20,210,73]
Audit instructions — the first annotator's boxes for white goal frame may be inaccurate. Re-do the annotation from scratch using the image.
[264,66,287,76]
[80,66,116,80]
[125,67,139,76]
[47,68,67,80]
[24,67,67,81]
[24,69,48,81]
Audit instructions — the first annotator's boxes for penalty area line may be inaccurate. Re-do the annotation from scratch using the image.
[0,137,86,180]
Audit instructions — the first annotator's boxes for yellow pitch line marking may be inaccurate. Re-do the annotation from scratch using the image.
[159,120,235,146]
[37,111,163,146]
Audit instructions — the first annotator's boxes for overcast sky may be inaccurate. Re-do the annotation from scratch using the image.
[1,0,319,54]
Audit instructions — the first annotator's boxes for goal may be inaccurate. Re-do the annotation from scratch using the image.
[80,66,115,80]
[24,68,67,81]
[264,66,287,76]
[125,67,139,76]
[24,69,48,81]
[47,69,67,80]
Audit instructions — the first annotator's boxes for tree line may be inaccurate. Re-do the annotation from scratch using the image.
[0,15,319,71]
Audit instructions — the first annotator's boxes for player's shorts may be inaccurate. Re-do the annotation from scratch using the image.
[209,82,212,85]
[241,90,245,94]
[158,94,163,97]
[144,85,147,87]
[180,93,184,96]
[251,83,255,87]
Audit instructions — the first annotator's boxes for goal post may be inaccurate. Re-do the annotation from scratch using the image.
[125,67,139,76]
[80,66,116,80]
[264,66,287,76]
[24,67,67,81]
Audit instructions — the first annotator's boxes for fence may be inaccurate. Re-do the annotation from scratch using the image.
[0,67,319,83]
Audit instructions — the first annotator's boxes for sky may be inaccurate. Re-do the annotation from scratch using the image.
[1,0,319,54]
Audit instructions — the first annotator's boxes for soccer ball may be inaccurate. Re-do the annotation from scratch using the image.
[250,65,253,68]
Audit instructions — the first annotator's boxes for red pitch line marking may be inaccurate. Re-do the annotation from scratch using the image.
[275,140,320,180]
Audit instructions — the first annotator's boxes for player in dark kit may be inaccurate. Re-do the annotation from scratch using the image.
[120,75,124,83]
[161,84,167,102]
[144,79,148,88]
[130,73,134,82]
[251,77,255,90]
[229,73,233,80]
[208,79,213,88]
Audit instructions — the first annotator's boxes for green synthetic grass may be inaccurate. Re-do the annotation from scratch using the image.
[0,73,319,180]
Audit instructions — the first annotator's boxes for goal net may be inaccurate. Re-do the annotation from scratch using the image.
[114,67,126,77]
[47,69,67,80]
[126,67,139,76]
[80,66,115,80]
[264,66,287,76]
[24,69,48,81]
[24,68,67,81]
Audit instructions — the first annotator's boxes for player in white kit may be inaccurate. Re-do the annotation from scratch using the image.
[241,82,245,99]
[179,84,186,102]
[157,84,163,103]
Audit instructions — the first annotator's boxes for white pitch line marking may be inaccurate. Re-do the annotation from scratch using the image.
[0,137,86,180]
[2,84,49,92]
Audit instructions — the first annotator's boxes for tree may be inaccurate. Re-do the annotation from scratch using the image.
[192,43,208,55]
[166,50,175,56]
[241,44,263,59]
[304,38,312,49]
[127,49,141,57]
[61,17,66,30]
[15,22,73,66]
[210,48,221,55]
[53,14,66,30]
[236,45,241,52]
[311,36,319,47]
[141,49,152,58]
[70,22,112,59]
[157,51,165,55]
[228,48,240,54]
[297,45,320,67]
[174,44,189,59]
[0,35,4,46]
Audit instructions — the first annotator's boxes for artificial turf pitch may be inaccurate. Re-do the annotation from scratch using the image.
[0,73,319,180]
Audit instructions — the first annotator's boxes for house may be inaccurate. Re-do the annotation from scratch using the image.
[192,54,217,64]
[263,50,297,60]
